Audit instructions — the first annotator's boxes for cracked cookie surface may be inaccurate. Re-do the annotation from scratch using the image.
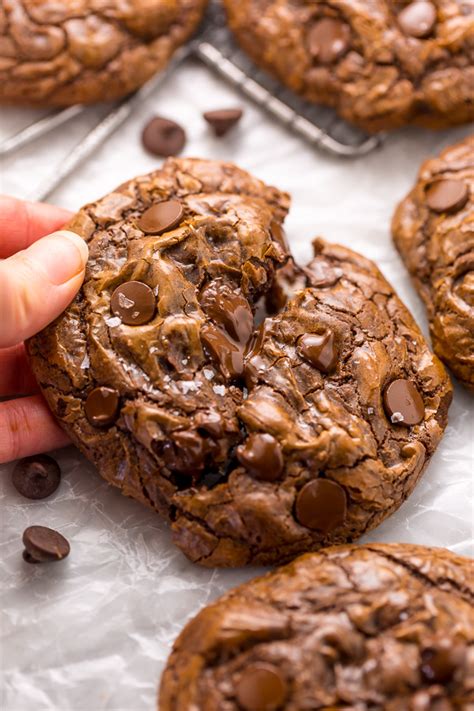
[0,0,207,106]
[159,543,474,710]
[27,158,452,568]
[223,0,474,132]
[393,135,474,391]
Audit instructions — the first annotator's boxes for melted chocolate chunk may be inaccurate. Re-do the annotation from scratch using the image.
[137,200,184,235]
[298,331,337,373]
[425,179,469,214]
[237,433,284,481]
[308,18,350,63]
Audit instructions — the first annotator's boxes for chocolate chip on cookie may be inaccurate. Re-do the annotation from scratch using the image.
[12,455,61,500]
[393,136,474,390]
[28,159,451,568]
[85,387,120,428]
[383,379,425,426]
[159,544,473,710]
[398,1,437,38]
[203,108,243,137]
[22,526,70,564]
[295,479,347,532]
[111,281,156,325]
[142,117,187,158]
[235,663,288,711]
[425,178,469,214]
[307,18,350,63]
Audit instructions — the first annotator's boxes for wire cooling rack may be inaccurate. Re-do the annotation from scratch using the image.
[0,1,383,202]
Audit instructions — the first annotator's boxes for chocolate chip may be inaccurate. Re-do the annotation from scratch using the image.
[12,455,61,500]
[420,647,459,684]
[298,331,337,373]
[235,663,288,711]
[237,433,284,481]
[111,281,156,326]
[141,116,186,157]
[137,199,184,235]
[203,108,243,137]
[425,179,469,214]
[85,386,120,427]
[195,411,225,439]
[398,1,437,38]
[201,324,245,380]
[168,430,207,475]
[22,525,70,564]
[308,18,350,63]
[383,379,425,426]
[295,479,347,532]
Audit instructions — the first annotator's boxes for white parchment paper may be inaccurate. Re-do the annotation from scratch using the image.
[1,57,473,711]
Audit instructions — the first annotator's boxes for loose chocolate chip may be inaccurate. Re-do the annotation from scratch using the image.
[308,18,350,63]
[295,479,347,532]
[235,663,288,711]
[425,179,469,214]
[420,647,458,684]
[137,199,184,235]
[383,379,425,426]
[22,525,70,564]
[398,1,437,38]
[298,331,337,373]
[237,433,284,481]
[141,116,186,157]
[85,386,120,428]
[111,281,156,326]
[203,108,243,137]
[12,455,61,500]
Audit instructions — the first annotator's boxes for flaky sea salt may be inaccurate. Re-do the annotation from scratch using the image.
[367,407,374,415]
[80,354,90,370]
[391,411,405,424]
[105,316,122,328]
[180,381,200,394]
[203,368,214,380]
[213,384,226,396]
[118,293,134,309]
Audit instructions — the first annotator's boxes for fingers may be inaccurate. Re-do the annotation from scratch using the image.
[0,394,70,464]
[0,230,89,348]
[0,344,39,397]
[0,195,72,258]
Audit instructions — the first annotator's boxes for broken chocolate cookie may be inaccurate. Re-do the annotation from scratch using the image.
[159,543,474,710]
[393,135,474,391]
[28,158,451,567]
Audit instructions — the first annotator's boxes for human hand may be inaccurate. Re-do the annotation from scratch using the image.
[0,195,88,464]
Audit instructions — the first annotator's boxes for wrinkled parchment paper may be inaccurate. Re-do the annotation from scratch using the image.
[1,58,473,711]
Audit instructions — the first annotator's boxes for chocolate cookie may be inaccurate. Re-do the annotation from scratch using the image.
[223,0,474,132]
[393,136,474,391]
[27,158,452,568]
[159,543,474,710]
[0,0,207,106]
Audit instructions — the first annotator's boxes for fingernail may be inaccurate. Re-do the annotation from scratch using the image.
[32,231,89,286]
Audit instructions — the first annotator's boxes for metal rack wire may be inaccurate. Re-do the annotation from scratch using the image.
[0,2,383,202]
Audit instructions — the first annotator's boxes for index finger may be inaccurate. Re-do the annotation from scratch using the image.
[0,195,72,258]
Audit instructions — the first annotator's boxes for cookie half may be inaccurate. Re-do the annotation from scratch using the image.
[159,543,474,710]
[28,158,452,567]
[393,135,474,391]
[0,0,207,106]
[223,0,474,132]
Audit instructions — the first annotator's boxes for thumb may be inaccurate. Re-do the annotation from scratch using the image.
[0,230,88,348]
